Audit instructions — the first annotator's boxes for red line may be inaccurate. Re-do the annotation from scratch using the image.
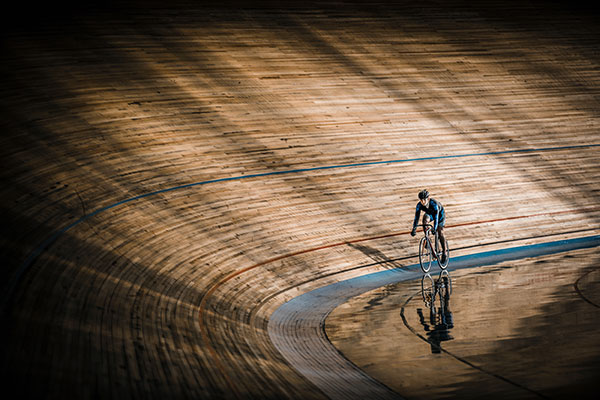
[197,206,600,393]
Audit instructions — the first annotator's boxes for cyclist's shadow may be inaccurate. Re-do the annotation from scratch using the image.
[417,271,454,354]
[347,242,404,270]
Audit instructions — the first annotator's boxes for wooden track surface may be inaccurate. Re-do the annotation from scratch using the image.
[1,1,599,398]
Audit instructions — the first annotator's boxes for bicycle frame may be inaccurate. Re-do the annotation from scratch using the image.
[417,223,449,272]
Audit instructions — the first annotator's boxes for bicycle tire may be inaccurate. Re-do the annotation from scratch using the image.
[419,236,432,273]
[437,238,450,270]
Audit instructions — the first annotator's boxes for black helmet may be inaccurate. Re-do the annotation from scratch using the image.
[418,189,429,200]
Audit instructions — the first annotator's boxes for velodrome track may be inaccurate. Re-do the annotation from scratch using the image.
[1,1,600,398]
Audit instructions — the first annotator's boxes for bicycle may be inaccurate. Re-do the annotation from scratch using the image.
[418,223,449,273]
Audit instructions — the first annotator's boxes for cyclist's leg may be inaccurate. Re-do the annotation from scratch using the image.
[437,217,447,263]
[422,214,430,235]
[437,227,447,253]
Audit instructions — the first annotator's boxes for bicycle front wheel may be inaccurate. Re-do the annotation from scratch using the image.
[419,237,432,273]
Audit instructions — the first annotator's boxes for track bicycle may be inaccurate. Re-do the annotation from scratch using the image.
[418,223,449,273]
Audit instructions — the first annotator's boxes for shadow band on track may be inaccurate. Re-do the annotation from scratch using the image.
[3,143,600,315]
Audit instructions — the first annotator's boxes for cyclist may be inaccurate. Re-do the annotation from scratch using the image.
[411,189,447,264]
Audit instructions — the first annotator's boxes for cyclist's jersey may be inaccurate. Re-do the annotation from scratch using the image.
[413,198,445,231]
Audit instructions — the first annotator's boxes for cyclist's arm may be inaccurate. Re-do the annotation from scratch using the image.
[412,204,421,229]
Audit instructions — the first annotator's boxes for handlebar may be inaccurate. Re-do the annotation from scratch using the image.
[415,223,436,236]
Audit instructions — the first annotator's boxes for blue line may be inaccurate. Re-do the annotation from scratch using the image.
[277,235,600,310]
[3,143,600,311]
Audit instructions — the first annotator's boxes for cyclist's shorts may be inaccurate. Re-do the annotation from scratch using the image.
[423,214,445,229]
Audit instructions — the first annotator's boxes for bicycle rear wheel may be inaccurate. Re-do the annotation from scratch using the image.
[419,236,432,272]
[437,237,450,270]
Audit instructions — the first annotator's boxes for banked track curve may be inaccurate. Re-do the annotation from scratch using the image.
[4,144,600,398]
[3,3,600,398]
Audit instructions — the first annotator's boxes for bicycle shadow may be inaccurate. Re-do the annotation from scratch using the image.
[417,271,454,354]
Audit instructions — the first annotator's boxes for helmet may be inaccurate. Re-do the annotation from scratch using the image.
[418,189,429,200]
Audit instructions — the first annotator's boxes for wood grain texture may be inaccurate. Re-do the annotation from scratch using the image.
[1,1,599,398]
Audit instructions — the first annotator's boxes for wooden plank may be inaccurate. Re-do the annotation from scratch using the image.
[1,1,599,398]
